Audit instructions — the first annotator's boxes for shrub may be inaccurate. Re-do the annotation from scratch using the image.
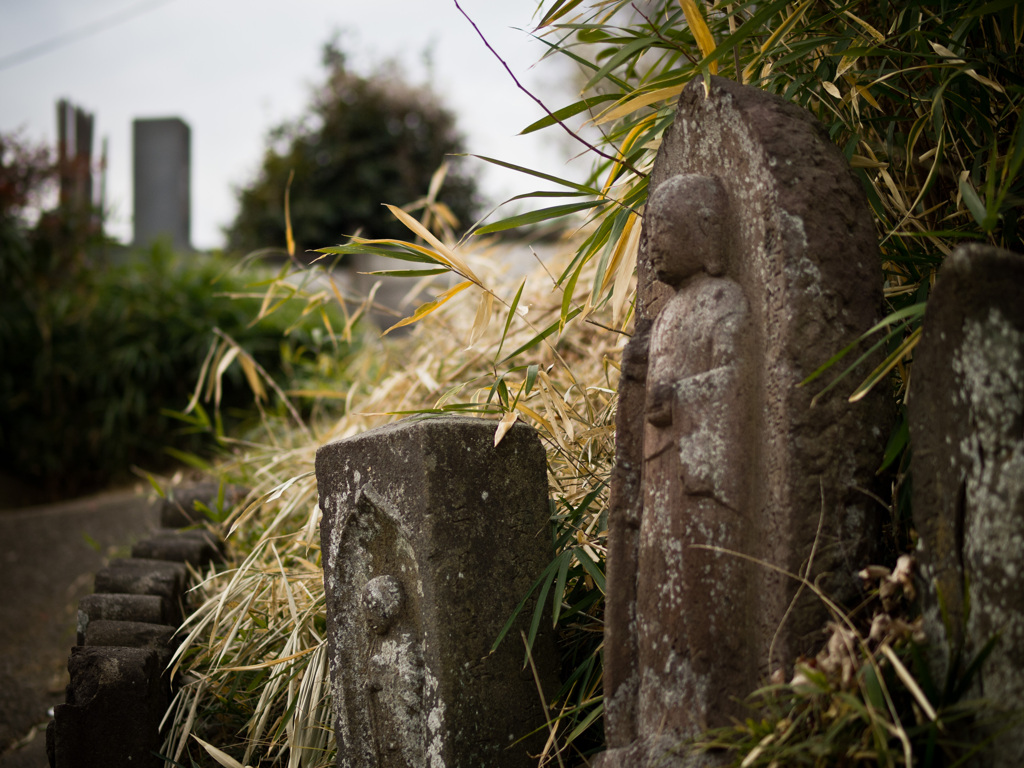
[0,241,349,499]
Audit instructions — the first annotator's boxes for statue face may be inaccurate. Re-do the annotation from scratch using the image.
[648,175,727,286]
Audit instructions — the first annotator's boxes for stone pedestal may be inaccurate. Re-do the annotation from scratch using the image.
[316,416,559,768]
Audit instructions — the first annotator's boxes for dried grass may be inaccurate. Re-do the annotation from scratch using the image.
[160,230,626,767]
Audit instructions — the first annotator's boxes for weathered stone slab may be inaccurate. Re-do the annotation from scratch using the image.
[46,646,165,768]
[316,416,558,768]
[159,482,248,528]
[132,527,221,565]
[82,619,178,670]
[77,593,169,645]
[910,243,1024,767]
[599,76,889,767]
[93,557,188,624]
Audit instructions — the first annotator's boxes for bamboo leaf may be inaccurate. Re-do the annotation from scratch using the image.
[521,94,620,134]
[384,280,474,335]
[476,201,605,235]
[494,410,519,446]
[595,85,686,125]
[678,0,718,74]
[192,735,249,768]
[501,306,583,364]
[384,204,479,282]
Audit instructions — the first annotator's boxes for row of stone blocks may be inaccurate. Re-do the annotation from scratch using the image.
[46,485,229,768]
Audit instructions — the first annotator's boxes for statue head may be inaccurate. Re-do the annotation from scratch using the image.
[647,174,729,287]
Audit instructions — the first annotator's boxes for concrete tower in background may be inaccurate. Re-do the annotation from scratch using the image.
[133,117,191,251]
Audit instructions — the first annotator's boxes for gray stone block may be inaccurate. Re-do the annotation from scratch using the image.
[132,528,221,565]
[47,646,165,768]
[76,593,169,645]
[316,416,559,768]
[93,558,188,624]
[911,243,1024,767]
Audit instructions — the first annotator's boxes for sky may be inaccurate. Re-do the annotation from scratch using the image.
[0,0,585,250]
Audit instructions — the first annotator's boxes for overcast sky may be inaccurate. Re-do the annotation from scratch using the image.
[0,0,584,249]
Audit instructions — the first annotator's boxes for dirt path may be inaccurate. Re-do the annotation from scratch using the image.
[0,487,159,767]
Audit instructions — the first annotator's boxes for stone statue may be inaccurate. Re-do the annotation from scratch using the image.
[637,173,752,739]
[598,76,890,767]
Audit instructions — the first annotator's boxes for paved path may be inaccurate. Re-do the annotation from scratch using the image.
[0,487,159,767]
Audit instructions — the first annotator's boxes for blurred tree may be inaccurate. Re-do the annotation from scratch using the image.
[226,41,480,255]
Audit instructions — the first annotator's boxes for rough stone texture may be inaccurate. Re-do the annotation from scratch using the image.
[93,557,188,624]
[159,482,248,528]
[910,243,1024,767]
[316,416,559,768]
[132,527,222,565]
[81,619,178,671]
[599,76,889,767]
[46,646,165,768]
[77,593,169,645]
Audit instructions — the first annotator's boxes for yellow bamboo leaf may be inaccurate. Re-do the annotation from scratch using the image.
[384,204,479,283]
[612,212,641,322]
[836,54,859,78]
[965,68,1005,93]
[601,116,657,194]
[192,735,250,768]
[494,410,518,447]
[760,0,813,54]
[849,155,889,169]
[467,290,493,349]
[844,11,886,43]
[213,345,240,408]
[238,353,267,403]
[383,280,473,335]
[595,84,685,125]
[929,41,965,63]
[284,169,295,258]
[678,0,718,74]
[513,402,555,436]
[822,80,841,99]
[855,84,881,110]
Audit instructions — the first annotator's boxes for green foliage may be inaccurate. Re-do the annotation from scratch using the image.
[0,239,349,498]
[225,40,481,256]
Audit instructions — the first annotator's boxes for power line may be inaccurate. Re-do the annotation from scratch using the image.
[0,0,179,73]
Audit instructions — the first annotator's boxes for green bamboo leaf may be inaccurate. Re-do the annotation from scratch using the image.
[520,94,620,135]
[500,306,583,364]
[315,244,438,264]
[491,556,559,654]
[575,546,606,594]
[475,201,605,235]
[467,154,599,194]
[495,278,526,362]
[361,267,449,278]
[538,0,586,28]
[585,36,658,92]
[552,551,571,625]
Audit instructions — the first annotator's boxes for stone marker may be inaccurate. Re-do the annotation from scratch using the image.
[598,76,889,767]
[46,646,165,768]
[133,117,191,252]
[910,243,1024,767]
[316,416,559,768]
